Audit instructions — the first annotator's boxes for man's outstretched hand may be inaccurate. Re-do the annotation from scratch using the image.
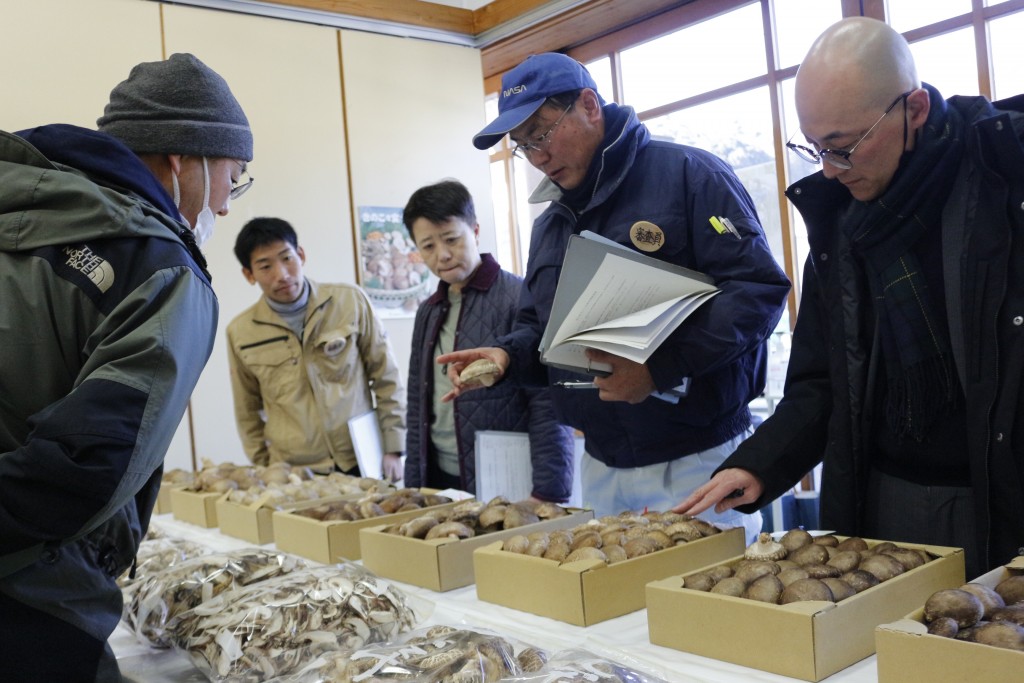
[672,468,764,515]
[436,346,510,402]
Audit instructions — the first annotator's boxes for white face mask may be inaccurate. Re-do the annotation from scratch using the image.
[171,157,217,247]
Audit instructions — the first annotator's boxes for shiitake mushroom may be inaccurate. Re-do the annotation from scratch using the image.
[883,547,926,571]
[744,574,785,603]
[778,567,810,587]
[734,560,780,583]
[927,616,960,638]
[859,553,906,582]
[958,583,1006,618]
[821,577,857,602]
[788,543,830,567]
[780,528,814,552]
[827,550,863,574]
[968,621,1024,651]
[682,571,717,592]
[707,564,735,581]
[988,605,1024,627]
[841,569,881,593]
[812,534,840,547]
[835,536,869,553]
[995,575,1024,605]
[780,577,834,604]
[709,576,747,597]
[924,588,984,628]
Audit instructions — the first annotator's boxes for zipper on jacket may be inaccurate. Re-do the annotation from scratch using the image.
[239,335,289,350]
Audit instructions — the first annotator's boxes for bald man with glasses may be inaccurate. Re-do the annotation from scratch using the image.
[677,16,1024,580]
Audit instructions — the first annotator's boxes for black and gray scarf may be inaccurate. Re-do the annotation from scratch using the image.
[843,85,965,441]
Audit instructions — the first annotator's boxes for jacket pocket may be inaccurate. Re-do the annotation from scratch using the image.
[312,325,359,384]
[239,343,301,401]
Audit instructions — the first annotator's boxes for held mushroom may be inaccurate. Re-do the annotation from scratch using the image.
[458,358,502,388]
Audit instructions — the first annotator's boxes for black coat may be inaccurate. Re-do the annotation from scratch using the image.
[724,91,1024,573]
[404,254,575,502]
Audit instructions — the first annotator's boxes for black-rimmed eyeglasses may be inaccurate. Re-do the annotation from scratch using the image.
[511,102,574,159]
[230,162,254,200]
[786,91,912,170]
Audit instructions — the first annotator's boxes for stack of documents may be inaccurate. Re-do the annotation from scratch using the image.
[540,233,719,376]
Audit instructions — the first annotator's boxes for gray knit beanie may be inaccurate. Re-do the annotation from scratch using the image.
[97,53,253,161]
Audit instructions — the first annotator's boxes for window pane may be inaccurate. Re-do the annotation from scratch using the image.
[620,2,764,112]
[511,157,547,267]
[773,0,843,68]
[908,29,979,97]
[988,10,1024,100]
[484,94,498,125]
[644,87,785,268]
[585,55,615,103]
[489,160,515,272]
[885,0,972,33]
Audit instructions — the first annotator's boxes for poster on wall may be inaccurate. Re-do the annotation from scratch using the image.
[357,206,435,318]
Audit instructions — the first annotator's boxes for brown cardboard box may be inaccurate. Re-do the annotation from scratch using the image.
[272,498,463,563]
[647,539,965,682]
[216,494,357,545]
[153,483,179,516]
[875,556,1024,683]
[360,508,595,592]
[169,488,224,528]
[473,526,744,626]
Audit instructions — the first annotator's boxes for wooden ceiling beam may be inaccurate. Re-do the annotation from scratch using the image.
[473,0,555,33]
[480,0,694,78]
[265,0,475,34]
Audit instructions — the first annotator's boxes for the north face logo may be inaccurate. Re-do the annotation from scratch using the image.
[63,244,115,293]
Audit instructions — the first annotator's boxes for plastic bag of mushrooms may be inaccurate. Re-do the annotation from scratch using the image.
[501,647,676,683]
[263,624,549,683]
[168,563,428,682]
[117,534,212,603]
[122,547,310,648]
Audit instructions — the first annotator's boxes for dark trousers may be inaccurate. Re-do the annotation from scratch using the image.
[862,468,980,579]
[427,456,462,491]
[0,590,108,682]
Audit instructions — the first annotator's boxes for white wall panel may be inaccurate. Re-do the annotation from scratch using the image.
[161,4,351,466]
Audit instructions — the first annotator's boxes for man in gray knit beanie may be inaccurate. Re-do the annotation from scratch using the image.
[98,52,254,248]
[98,52,253,161]
[0,53,253,683]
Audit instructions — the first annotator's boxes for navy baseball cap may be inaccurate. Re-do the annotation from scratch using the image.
[473,53,602,150]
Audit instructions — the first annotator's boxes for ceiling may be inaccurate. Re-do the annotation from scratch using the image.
[167,0,693,77]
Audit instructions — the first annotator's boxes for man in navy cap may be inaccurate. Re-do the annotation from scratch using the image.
[439,53,789,536]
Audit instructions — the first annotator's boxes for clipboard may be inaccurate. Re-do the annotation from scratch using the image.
[347,411,384,480]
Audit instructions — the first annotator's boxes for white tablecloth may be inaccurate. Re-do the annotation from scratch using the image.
[112,514,879,683]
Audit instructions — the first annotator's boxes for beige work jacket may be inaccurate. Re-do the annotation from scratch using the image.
[227,279,406,471]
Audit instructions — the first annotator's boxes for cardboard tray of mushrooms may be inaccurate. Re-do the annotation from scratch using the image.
[647,529,966,681]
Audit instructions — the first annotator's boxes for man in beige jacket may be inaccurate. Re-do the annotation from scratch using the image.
[227,217,406,479]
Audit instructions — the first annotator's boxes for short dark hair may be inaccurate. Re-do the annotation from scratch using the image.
[545,90,582,110]
[402,179,476,240]
[233,217,299,270]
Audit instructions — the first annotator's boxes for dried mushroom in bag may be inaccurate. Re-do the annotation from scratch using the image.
[119,535,213,615]
[123,547,308,647]
[266,624,533,683]
[117,535,210,590]
[171,564,425,682]
[500,648,675,683]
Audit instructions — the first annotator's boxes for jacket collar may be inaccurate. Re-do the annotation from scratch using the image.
[424,253,500,304]
[528,103,648,210]
[254,277,331,325]
[15,124,179,219]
